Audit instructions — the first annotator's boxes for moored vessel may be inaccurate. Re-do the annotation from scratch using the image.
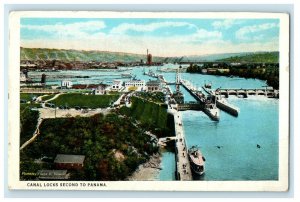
[188,146,205,175]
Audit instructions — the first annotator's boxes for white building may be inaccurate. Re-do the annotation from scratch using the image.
[94,85,107,95]
[20,72,27,82]
[61,80,73,89]
[124,80,146,91]
[124,80,145,88]
[111,80,123,91]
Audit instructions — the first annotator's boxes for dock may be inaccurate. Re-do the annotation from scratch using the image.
[180,79,202,102]
[203,88,239,117]
[168,109,192,180]
[180,79,220,121]
[216,98,239,117]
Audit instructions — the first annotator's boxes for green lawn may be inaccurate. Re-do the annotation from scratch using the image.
[119,97,172,138]
[51,93,120,108]
[20,93,44,102]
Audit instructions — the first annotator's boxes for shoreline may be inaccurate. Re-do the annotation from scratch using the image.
[126,153,162,181]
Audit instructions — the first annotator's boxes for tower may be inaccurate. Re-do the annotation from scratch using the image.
[41,74,46,87]
[175,65,181,93]
[173,65,184,104]
[146,49,152,65]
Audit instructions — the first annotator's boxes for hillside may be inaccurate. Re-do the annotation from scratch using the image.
[179,52,250,62]
[20,47,165,63]
[217,52,279,63]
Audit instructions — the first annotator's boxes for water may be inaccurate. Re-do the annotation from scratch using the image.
[182,97,278,180]
[154,65,278,181]
[158,151,176,180]
[28,64,279,180]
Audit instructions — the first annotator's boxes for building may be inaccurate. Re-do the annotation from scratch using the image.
[41,74,46,86]
[61,80,73,89]
[124,80,145,88]
[20,72,27,82]
[217,68,230,73]
[146,49,152,65]
[54,154,85,170]
[93,84,107,95]
[111,80,123,91]
[38,170,70,180]
[207,68,217,74]
[125,80,146,91]
[146,80,162,92]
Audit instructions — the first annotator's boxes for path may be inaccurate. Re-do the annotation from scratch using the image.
[20,117,43,150]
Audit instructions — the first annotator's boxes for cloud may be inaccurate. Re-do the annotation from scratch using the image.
[110,21,197,34]
[193,29,222,40]
[21,34,278,57]
[236,23,279,40]
[20,20,279,57]
[212,19,238,29]
[21,21,106,39]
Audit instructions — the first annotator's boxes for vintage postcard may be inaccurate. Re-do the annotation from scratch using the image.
[8,11,289,191]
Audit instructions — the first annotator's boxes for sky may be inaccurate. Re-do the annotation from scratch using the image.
[20,18,280,57]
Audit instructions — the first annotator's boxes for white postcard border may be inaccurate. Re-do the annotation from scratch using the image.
[8,11,290,191]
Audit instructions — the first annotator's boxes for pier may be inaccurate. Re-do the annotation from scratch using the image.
[202,87,240,117]
[168,109,192,180]
[180,79,220,121]
[180,79,203,102]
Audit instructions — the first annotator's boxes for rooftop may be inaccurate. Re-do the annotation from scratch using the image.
[146,80,161,85]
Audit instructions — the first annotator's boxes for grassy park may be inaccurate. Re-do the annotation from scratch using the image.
[51,93,120,108]
[40,94,57,101]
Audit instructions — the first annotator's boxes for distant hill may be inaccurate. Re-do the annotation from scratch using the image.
[20,47,164,63]
[180,52,251,62]
[164,52,278,63]
[217,52,279,63]
[20,47,279,64]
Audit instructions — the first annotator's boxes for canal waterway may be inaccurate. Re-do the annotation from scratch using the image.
[28,64,279,181]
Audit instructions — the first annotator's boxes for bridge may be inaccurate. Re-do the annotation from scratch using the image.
[214,88,279,98]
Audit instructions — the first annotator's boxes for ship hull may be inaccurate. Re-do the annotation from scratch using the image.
[188,147,205,176]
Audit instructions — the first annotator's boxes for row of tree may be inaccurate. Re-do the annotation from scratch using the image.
[186,63,279,89]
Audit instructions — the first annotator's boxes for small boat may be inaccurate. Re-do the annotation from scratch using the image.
[188,146,205,175]
[121,73,132,78]
[204,83,212,89]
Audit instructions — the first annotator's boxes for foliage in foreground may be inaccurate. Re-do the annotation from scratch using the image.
[20,106,39,145]
[20,113,159,180]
